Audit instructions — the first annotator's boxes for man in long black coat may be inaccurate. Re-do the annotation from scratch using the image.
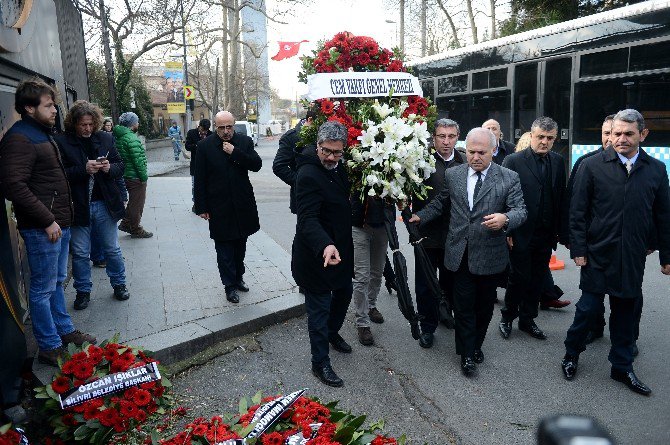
[185,118,212,209]
[499,116,566,341]
[561,109,670,396]
[272,109,315,214]
[194,111,261,303]
[292,121,353,388]
[412,118,464,349]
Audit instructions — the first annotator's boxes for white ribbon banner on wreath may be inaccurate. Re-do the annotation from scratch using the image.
[306,72,423,101]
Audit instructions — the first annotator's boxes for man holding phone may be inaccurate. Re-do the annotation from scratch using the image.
[55,101,130,310]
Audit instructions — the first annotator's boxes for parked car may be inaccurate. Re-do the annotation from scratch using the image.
[234,120,258,146]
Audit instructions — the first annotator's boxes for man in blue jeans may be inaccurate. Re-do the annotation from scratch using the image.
[0,78,96,366]
[55,100,130,310]
[168,121,183,160]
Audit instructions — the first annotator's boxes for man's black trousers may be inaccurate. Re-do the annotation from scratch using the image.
[304,283,352,366]
[214,237,247,290]
[452,248,498,358]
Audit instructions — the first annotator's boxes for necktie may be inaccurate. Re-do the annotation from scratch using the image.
[625,160,633,176]
[473,171,483,200]
[539,155,547,178]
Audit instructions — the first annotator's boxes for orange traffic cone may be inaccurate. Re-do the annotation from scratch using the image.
[549,252,565,271]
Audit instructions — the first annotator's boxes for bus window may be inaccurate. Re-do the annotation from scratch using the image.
[629,40,670,72]
[580,48,629,77]
[514,63,537,138]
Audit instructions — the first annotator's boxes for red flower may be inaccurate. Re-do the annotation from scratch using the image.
[133,389,152,406]
[135,410,147,423]
[72,360,94,379]
[261,432,284,445]
[51,376,71,394]
[61,360,76,375]
[62,413,78,426]
[87,345,104,363]
[172,406,188,416]
[320,100,335,115]
[119,400,138,418]
[70,352,88,361]
[192,424,208,436]
[387,60,405,72]
[98,408,118,427]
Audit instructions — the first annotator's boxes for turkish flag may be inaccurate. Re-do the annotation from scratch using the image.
[271,40,308,61]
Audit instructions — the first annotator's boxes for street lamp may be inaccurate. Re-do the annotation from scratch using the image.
[385,19,398,49]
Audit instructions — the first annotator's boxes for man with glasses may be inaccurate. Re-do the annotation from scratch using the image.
[194,111,262,303]
[292,121,354,387]
[411,118,465,349]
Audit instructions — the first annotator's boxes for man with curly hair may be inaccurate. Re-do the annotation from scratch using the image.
[55,100,130,309]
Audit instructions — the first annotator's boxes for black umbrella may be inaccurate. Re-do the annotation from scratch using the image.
[383,206,421,340]
[400,207,455,329]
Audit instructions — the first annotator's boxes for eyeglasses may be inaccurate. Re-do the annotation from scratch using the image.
[216,125,234,131]
[319,145,344,158]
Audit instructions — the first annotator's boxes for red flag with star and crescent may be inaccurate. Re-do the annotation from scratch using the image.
[271,40,308,61]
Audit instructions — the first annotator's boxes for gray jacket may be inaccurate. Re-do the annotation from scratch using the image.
[416,162,527,275]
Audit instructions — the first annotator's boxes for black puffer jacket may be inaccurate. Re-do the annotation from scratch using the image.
[0,117,73,229]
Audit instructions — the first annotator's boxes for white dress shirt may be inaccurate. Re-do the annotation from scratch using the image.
[467,164,491,210]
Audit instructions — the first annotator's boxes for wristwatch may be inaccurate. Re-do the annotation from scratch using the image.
[502,215,510,231]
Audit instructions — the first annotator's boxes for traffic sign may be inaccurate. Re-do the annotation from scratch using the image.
[183,85,194,99]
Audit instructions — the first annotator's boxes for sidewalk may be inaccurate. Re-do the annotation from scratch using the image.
[34,177,303,379]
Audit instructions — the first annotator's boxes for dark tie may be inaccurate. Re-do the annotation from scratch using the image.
[473,171,483,200]
[539,156,547,178]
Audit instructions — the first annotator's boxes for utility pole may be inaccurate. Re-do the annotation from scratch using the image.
[180,0,191,132]
[420,0,427,57]
[100,0,119,122]
[399,0,405,53]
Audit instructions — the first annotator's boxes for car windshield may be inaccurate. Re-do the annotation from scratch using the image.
[234,124,247,135]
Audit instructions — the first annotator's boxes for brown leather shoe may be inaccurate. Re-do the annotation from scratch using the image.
[540,299,572,310]
[368,307,384,324]
[61,330,97,346]
[118,222,131,233]
[38,347,65,367]
[357,327,374,346]
[131,228,154,238]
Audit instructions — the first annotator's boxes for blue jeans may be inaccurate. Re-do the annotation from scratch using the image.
[19,228,75,350]
[70,201,126,293]
[90,226,104,262]
[172,139,181,159]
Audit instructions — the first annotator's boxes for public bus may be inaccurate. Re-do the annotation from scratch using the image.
[409,0,670,172]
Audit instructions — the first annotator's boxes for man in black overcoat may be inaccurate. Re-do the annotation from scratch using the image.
[561,109,670,396]
[412,118,464,349]
[272,108,315,214]
[499,116,566,341]
[292,121,353,388]
[185,118,212,209]
[482,119,515,165]
[194,111,261,303]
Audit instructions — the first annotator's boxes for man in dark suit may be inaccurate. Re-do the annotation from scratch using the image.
[194,111,261,304]
[482,119,515,165]
[412,118,465,349]
[292,121,353,387]
[185,118,212,211]
[561,109,670,396]
[272,109,316,214]
[499,116,566,341]
[410,128,527,376]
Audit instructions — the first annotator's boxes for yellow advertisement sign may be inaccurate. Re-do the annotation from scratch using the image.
[167,102,186,114]
[165,61,185,114]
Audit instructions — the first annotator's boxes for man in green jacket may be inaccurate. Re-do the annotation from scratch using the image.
[113,112,153,238]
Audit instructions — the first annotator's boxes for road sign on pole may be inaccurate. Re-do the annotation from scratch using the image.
[183,85,194,100]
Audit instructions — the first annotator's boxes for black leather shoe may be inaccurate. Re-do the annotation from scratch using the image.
[329,334,352,353]
[461,356,476,376]
[74,292,90,310]
[113,284,130,301]
[499,320,512,339]
[312,363,343,387]
[473,349,484,364]
[236,280,249,292]
[632,343,639,357]
[519,321,547,340]
[419,332,434,349]
[585,329,604,344]
[226,288,240,303]
[611,368,651,396]
[561,354,579,380]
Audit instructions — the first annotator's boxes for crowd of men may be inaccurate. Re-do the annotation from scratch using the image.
[1,77,669,400]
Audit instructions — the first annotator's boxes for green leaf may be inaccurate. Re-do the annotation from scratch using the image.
[35,391,52,399]
[330,411,347,422]
[73,424,91,440]
[45,399,59,409]
[151,429,161,445]
[45,384,60,401]
[251,390,262,405]
[0,424,11,434]
[67,342,77,356]
[160,376,172,387]
[239,396,248,415]
[352,433,377,445]
[368,418,385,431]
[398,434,407,445]
[343,415,366,432]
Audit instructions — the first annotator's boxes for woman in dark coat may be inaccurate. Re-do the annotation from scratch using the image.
[193,111,261,303]
[292,121,353,388]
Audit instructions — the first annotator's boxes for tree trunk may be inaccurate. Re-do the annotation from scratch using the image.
[466,0,478,44]
[221,2,229,111]
[228,0,244,118]
[399,0,405,53]
[420,0,426,56]
[490,0,497,39]
[435,0,461,48]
